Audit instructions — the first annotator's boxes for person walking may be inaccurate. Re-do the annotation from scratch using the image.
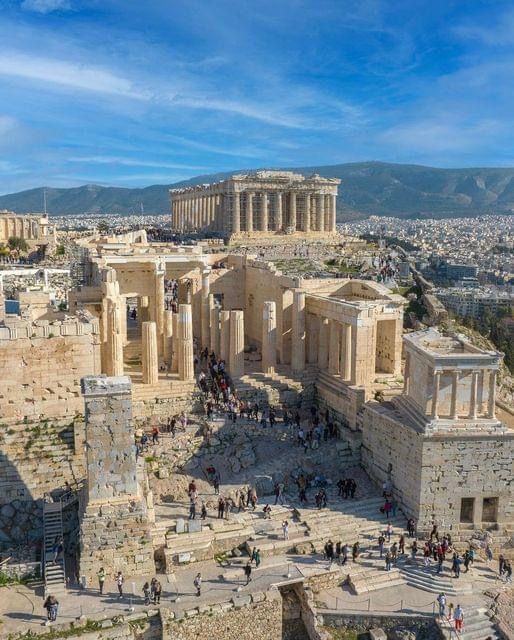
[437,593,447,618]
[386,523,393,542]
[116,571,124,598]
[352,541,360,563]
[255,549,261,568]
[505,559,513,584]
[411,540,418,560]
[454,604,464,632]
[385,550,392,572]
[142,582,151,605]
[282,520,289,540]
[244,562,252,585]
[378,534,385,558]
[153,578,162,604]
[194,572,202,597]
[43,595,59,623]
[97,567,106,595]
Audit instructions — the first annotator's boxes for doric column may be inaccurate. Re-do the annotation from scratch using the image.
[291,291,306,373]
[431,370,440,419]
[487,370,497,419]
[178,303,194,381]
[275,192,283,231]
[229,310,245,378]
[318,318,329,370]
[303,193,311,231]
[106,300,124,377]
[232,192,241,234]
[201,269,211,349]
[171,312,179,373]
[342,323,352,381]
[142,321,158,385]
[328,320,341,375]
[262,301,276,374]
[469,370,479,419]
[330,194,337,232]
[307,314,318,364]
[210,305,220,356]
[138,296,149,328]
[261,192,269,232]
[155,266,165,356]
[450,370,459,419]
[246,192,254,232]
[120,298,128,346]
[289,192,297,230]
[219,309,231,362]
[316,194,324,231]
[163,310,173,367]
[324,194,331,230]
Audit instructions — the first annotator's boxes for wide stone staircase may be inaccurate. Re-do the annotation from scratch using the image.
[42,501,66,596]
[438,607,501,640]
[232,365,314,408]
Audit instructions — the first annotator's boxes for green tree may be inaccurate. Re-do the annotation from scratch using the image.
[7,236,29,252]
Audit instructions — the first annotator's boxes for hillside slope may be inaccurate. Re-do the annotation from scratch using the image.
[2,162,514,219]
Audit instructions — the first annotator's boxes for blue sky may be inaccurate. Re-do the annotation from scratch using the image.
[0,0,512,194]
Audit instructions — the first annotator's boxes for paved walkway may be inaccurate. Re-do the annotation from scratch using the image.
[0,555,302,635]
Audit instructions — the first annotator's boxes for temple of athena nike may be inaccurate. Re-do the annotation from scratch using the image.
[170,170,340,241]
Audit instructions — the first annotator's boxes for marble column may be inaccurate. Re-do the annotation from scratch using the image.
[155,268,165,356]
[450,370,459,419]
[275,193,283,231]
[210,305,220,356]
[330,194,337,232]
[467,370,478,419]
[487,370,497,419]
[431,370,440,419]
[316,194,324,231]
[289,192,297,231]
[171,312,179,373]
[178,303,194,381]
[163,310,173,367]
[201,270,211,349]
[229,310,245,378]
[262,301,277,374]
[318,318,329,370]
[106,300,124,377]
[232,192,241,234]
[261,192,269,232]
[291,291,306,373]
[138,296,149,329]
[328,320,340,375]
[303,193,311,231]
[246,192,254,232]
[219,310,231,363]
[142,321,158,385]
[120,298,128,346]
[341,323,352,381]
[324,194,331,230]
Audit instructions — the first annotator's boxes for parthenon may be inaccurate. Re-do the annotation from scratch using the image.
[170,170,340,240]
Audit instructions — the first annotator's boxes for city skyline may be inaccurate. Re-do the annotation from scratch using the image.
[1,0,514,194]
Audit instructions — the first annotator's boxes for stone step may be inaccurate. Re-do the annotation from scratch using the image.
[349,569,405,595]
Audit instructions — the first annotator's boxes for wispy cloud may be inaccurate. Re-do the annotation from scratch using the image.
[0,52,147,98]
[68,155,209,171]
[21,0,70,14]
[379,118,501,153]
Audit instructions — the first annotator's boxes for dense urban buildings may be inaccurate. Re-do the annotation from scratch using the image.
[170,171,339,240]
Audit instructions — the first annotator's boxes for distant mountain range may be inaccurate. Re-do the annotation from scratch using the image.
[2,162,514,221]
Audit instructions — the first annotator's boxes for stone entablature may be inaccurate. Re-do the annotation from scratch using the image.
[0,314,100,340]
[170,170,340,237]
